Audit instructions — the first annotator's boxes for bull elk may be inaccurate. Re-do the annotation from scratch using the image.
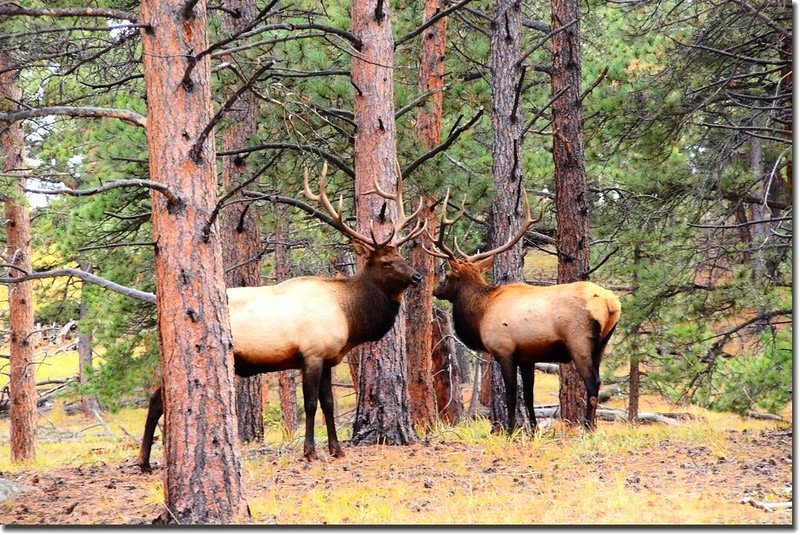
[423,190,621,432]
[137,162,426,469]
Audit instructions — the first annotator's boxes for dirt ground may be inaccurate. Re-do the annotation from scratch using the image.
[0,426,792,525]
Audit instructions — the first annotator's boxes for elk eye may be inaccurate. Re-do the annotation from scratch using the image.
[382,261,392,268]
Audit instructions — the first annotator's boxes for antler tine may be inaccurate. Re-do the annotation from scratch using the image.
[303,162,375,246]
[466,192,544,263]
[421,187,464,260]
[393,213,428,247]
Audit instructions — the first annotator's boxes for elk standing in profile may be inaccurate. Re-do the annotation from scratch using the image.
[137,163,425,469]
[423,191,621,432]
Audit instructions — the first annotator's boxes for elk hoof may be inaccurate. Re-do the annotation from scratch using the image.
[329,444,345,458]
[489,423,506,436]
[304,448,319,462]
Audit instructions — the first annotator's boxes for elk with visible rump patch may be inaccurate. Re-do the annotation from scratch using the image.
[137,163,426,469]
[423,190,620,432]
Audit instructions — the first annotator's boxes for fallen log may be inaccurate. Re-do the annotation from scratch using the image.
[746,410,784,421]
[741,496,792,513]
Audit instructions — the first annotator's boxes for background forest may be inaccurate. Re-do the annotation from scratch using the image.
[0,0,792,525]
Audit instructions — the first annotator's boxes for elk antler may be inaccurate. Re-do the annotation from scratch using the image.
[303,162,376,248]
[424,190,546,263]
[465,193,545,263]
[422,187,465,260]
[365,157,428,247]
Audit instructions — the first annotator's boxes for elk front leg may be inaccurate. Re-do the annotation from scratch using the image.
[301,361,323,461]
[497,357,518,434]
[318,363,344,458]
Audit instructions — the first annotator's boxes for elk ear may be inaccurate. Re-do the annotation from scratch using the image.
[351,241,372,258]
[475,256,495,273]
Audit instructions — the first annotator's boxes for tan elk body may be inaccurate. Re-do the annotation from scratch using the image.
[137,162,425,469]
[425,191,621,431]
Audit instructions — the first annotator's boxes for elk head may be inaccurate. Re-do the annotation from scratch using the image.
[303,161,426,296]
[423,188,545,300]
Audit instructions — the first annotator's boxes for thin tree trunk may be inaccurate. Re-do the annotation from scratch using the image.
[550,0,590,427]
[627,245,641,422]
[219,0,264,446]
[431,308,463,423]
[487,0,527,431]
[139,0,247,523]
[1,53,36,462]
[404,0,449,429]
[350,0,417,446]
[273,203,298,438]
[78,261,100,418]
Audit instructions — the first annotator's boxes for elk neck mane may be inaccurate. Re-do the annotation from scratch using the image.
[451,279,497,352]
[339,271,402,345]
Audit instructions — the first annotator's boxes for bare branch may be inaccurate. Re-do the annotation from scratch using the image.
[402,107,484,178]
[1,269,155,304]
[395,0,478,48]
[217,142,355,178]
[0,5,139,22]
[0,106,146,128]
[24,179,180,207]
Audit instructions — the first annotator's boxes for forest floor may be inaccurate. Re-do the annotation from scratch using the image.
[0,394,792,525]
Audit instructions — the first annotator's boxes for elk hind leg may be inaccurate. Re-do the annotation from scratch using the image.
[301,360,323,461]
[519,362,536,433]
[137,387,163,472]
[318,363,343,458]
[568,321,602,430]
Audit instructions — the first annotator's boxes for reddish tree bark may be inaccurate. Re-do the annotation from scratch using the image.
[273,203,298,438]
[219,0,264,445]
[350,0,417,446]
[550,0,590,427]
[139,0,247,523]
[1,53,37,463]
[627,245,641,422]
[404,0,449,429]
[487,0,528,431]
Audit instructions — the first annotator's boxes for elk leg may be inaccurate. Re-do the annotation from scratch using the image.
[497,357,518,433]
[571,351,600,430]
[137,387,163,472]
[319,364,344,458]
[301,361,323,461]
[519,362,536,433]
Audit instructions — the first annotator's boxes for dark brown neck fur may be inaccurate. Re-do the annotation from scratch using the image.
[451,276,496,352]
[340,272,402,346]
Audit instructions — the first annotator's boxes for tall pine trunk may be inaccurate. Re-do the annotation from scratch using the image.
[140,0,247,522]
[350,0,417,446]
[487,0,527,431]
[219,0,264,445]
[431,308,464,423]
[550,0,590,427]
[404,0,449,429]
[1,53,37,462]
[273,203,298,438]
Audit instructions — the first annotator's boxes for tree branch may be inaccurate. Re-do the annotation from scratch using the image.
[0,106,146,128]
[190,60,274,162]
[395,0,478,48]
[0,6,139,22]
[1,268,155,304]
[24,179,180,207]
[395,83,451,119]
[402,107,484,178]
[217,143,355,178]
[242,191,339,231]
